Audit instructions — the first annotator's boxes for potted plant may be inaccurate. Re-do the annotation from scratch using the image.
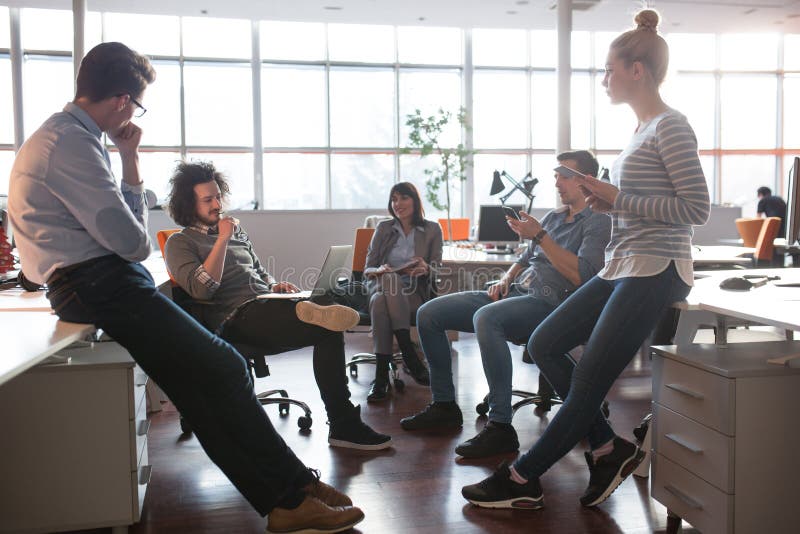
[403,106,474,242]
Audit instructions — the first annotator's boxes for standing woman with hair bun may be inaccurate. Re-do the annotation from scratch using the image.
[462,9,710,511]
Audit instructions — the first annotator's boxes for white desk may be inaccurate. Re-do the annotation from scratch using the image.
[647,267,800,534]
[673,268,800,345]
[0,313,94,386]
[690,245,754,268]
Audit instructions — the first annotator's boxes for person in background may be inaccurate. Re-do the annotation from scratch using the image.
[461,9,710,511]
[399,151,610,463]
[8,42,364,534]
[757,186,787,238]
[164,160,392,451]
[363,182,443,402]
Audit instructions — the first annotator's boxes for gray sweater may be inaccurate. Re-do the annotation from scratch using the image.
[164,226,275,329]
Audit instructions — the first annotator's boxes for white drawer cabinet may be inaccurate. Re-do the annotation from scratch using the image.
[651,341,800,534]
[0,342,151,533]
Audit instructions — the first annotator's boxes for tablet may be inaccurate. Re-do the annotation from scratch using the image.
[554,165,586,179]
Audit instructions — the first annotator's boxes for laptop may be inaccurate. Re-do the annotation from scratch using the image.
[257,245,352,301]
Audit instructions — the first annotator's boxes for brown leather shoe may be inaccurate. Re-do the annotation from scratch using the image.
[302,469,352,507]
[266,496,364,534]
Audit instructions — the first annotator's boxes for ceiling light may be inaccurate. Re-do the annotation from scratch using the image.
[507,10,518,15]
[323,6,343,10]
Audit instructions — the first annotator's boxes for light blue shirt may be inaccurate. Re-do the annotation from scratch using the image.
[8,102,150,284]
[386,221,416,269]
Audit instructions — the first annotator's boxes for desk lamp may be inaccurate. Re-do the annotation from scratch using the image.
[491,170,538,213]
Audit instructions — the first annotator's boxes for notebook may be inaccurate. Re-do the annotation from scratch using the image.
[257,245,352,301]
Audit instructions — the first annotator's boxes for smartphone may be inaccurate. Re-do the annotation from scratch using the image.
[553,164,587,179]
[502,205,520,220]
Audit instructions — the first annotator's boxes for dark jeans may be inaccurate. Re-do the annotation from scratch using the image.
[220,298,354,422]
[46,255,312,516]
[513,262,691,480]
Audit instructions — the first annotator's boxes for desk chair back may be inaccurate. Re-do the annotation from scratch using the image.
[352,227,375,282]
[754,216,781,263]
[156,229,182,283]
[438,218,470,241]
[735,217,763,248]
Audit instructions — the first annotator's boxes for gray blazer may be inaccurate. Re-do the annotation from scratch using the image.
[365,218,443,302]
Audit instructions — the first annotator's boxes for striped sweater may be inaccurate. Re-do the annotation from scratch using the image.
[601,108,710,284]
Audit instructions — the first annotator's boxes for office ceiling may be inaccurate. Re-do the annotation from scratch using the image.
[6,0,800,33]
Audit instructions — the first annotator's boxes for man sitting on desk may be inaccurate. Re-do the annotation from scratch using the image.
[400,150,611,459]
[9,42,365,533]
[164,160,391,451]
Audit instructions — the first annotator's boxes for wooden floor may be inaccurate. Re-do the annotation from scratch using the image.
[74,332,697,534]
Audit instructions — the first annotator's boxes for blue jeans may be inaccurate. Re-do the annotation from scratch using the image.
[45,255,312,515]
[416,286,556,423]
[513,263,690,480]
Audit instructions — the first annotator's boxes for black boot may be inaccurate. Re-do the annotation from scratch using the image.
[367,354,391,402]
[394,329,430,386]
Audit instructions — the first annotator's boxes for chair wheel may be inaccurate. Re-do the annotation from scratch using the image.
[349,364,358,377]
[602,400,610,418]
[279,402,290,415]
[537,396,553,412]
[476,402,489,416]
[298,416,312,430]
[179,416,192,434]
[394,378,405,391]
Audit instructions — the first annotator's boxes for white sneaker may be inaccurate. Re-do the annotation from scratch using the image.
[296,301,359,332]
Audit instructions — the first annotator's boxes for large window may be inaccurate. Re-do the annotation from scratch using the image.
[0,9,795,219]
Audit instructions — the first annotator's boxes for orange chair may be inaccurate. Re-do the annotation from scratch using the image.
[438,217,470,241]
[352,227,375,282]
[753,217,782,266]
[735,217,764,248]
[156,229,313,432]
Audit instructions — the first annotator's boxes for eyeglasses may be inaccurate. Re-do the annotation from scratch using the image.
[130,96,147,118]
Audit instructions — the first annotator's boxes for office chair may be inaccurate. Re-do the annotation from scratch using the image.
[474,341,609,419]
[438,218,470,242]
[156,230,312,433]
[735,217,764,248]
[753,216,782,266]
[475,281,609,419]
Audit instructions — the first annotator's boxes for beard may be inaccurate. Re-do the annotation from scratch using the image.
[195,210,220,227]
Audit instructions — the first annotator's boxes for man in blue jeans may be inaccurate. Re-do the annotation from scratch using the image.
[400,151,611,459]
[8,42,363,534]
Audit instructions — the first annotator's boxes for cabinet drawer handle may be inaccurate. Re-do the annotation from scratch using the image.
[665,433,703,454]
[665,383,704,400]
[664,484,703,510]
[137,420,151,436]
[138,465,152,485]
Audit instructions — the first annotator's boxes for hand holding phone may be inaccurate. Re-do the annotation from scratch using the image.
[502,205,520,220]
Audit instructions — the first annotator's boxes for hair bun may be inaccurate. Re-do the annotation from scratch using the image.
[635,9,660,32]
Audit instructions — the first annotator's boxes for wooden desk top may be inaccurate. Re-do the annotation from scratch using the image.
[0,313,94,386]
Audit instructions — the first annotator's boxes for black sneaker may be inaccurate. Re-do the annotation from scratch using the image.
[328,405,393,451]
[399,401,463,431]
[580,437,645,507]
[455,421,520,458]
[462,460,544,510]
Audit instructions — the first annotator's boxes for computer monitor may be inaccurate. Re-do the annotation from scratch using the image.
[477,204,523,244]
[786,156,800,246]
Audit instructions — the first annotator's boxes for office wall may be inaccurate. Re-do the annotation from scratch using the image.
[148,205,741,278]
